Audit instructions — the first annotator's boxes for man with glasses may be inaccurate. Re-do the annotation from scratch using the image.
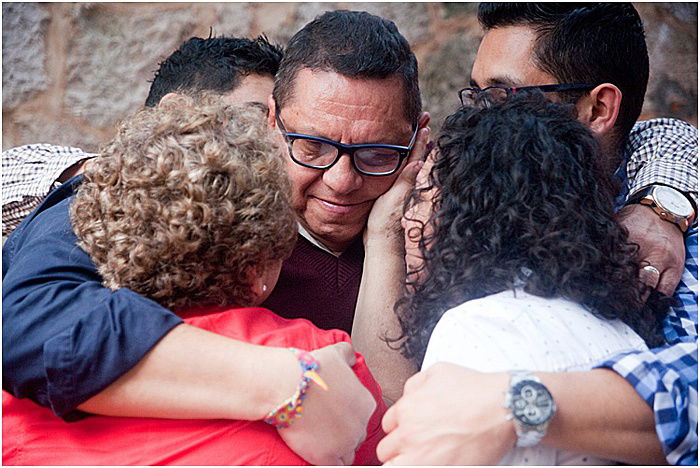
[3,11,427,465]
[262,12,429,403]
[5,5,696,465]
[379,3,697,465]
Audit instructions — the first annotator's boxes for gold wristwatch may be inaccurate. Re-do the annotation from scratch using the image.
[629,185,696,233]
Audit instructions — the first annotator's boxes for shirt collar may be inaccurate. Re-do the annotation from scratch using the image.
[297,222,342,257]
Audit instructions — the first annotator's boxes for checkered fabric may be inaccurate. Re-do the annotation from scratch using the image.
[2,144,96,237]
[602,139,698,465]
[625,118,698,206]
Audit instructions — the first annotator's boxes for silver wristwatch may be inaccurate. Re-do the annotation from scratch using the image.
[629,185,696,233]
[504,371,556,448]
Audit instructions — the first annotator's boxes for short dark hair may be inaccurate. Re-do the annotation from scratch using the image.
[478,3,649,147]
[145,35,283,107]
[394,94,665,364]
[273,10,421,123]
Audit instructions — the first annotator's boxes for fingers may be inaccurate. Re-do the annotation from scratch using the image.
[382,401,399,433]
[338,450,356,466]
[403,368,429,394]
[639,265,661,290]
[331,341,357,366]
[639,264,682,297]
[407,126,431,165]
[418,111,431,129]
[376,424,400,463]
[658,266,682,297]
[383,455,412,466]
[392,127,430,194]
[381,370,430,442]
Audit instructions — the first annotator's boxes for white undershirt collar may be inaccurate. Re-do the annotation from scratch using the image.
[297,222,342,257]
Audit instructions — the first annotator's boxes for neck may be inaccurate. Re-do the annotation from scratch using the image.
[598,142,625,199]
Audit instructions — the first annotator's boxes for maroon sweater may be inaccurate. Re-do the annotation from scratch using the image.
[262,235,365,333]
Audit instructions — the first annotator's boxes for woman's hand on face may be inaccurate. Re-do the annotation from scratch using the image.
[365,114,431,255]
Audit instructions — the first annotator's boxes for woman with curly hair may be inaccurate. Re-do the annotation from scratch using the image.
[3,96,384,466]
[394,94,666,465]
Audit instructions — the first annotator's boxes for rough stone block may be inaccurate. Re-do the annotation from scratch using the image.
[643,15,697,122]
[213,3,253,37]
[5,112,104,152]
[349,2,430,45]
[419,31,483,129]
[442,2,478,20]
[261,3,335,46]
[65,6,198,127]
[2,3,50,111]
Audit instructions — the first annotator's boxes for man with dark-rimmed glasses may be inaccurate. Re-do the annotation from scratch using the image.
[5,9,430,466]
[275,114,419,177]
[379,3,697,466]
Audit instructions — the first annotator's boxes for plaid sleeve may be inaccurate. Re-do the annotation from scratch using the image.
[625,118,698,206]
[2,144,96,236]
[597,227,698,465]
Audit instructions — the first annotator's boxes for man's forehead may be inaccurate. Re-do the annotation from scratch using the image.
[223,74,274,107]
[280,69,413,137]
[288,68,405,102]
[471,25,555,88]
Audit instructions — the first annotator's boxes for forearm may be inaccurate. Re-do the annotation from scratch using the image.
[79,323,299,420]
[625,118,698,205]
[352,237,417,405]
[540,368,666,465]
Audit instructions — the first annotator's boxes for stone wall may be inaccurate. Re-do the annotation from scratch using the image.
[3,2,697,151]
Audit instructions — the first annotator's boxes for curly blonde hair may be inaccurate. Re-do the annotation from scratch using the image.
[71,95,297,310]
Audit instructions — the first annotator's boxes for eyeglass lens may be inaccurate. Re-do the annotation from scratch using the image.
[290,139,402,174]
[461,87,510,106]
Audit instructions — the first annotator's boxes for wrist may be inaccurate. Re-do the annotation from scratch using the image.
[250,347,300,420]
[627,184,696,232]
[363,228,404,257]
[504,371,557,448]
[264,348,328,428]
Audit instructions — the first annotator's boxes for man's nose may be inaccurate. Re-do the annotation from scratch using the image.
[322,153,363,195]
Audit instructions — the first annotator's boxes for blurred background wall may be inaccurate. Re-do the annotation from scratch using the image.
[3,2,697,152]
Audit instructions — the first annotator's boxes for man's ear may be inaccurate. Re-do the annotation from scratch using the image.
[418,111,431,129]
[575,83,622,137]
[267,94,277,128]
[158,92,190,106]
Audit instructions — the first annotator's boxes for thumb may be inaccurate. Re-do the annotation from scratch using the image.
[396,159,425,191]
[330,341,357,366]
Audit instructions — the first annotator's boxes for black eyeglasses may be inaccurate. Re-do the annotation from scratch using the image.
[458,83,597,107]
[275,115,419,176]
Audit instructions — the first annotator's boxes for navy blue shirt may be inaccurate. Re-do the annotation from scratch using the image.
[2,176,183,418]
[3,175,363,420]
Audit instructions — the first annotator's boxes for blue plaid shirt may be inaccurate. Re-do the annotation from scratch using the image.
[599,120,698,464]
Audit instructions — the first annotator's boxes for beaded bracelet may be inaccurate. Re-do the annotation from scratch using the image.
[264,348,329,429]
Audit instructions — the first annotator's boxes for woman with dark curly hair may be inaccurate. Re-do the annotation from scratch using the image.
[394,94,665,465]
[3,96,384,466]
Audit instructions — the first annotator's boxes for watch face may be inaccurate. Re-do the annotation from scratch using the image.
[511,380,554,425]
[655,186,693,217]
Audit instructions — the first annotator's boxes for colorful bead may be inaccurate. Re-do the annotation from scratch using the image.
[264,348,328,429]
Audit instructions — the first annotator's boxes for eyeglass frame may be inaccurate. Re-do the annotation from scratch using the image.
[275,114,420,177]
[458,83,598,107]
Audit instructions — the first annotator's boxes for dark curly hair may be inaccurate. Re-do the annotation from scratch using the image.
[395,94,666,365]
